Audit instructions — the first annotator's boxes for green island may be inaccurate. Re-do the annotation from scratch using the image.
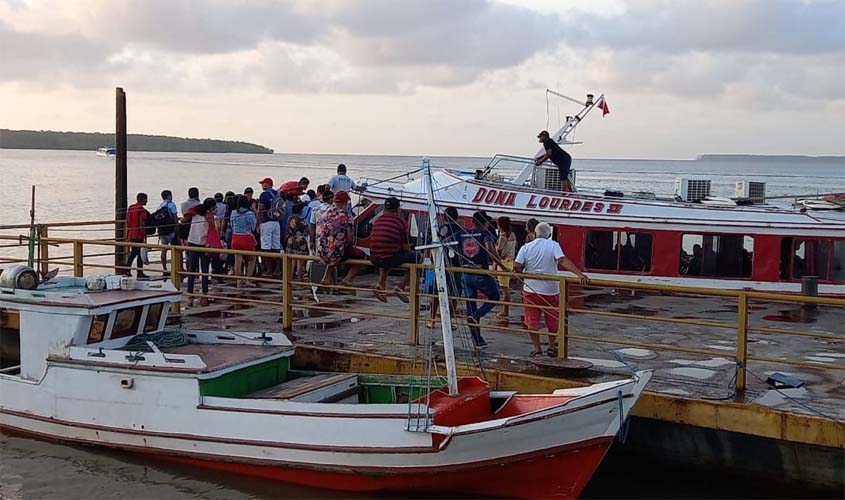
[0,129,273,154]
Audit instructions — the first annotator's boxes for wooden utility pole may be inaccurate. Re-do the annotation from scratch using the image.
[115,87,128,268]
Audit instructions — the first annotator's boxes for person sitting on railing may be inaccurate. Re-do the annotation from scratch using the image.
[124,192,149,280]
[317,191,364,291]
[369,197,412,303]
[534,130,573,193]
[513,222,589,357]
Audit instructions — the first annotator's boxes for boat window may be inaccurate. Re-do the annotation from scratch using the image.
[680,234,753,278]
[585,230,653,273]
[786,239,844,281]
[355,205,383,239]
[111,307,142,339]
[143,303,164,333]
[86,314,109,344]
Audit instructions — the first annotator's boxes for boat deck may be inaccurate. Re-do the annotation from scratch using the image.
[176,275,845,421]
[161,344,292,373]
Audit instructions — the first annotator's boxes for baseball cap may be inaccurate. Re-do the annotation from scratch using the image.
[472,211,488,225]
[334,191,350,204]
[537,130,550,138]
[384,197,400,210]
[259,177,273,186]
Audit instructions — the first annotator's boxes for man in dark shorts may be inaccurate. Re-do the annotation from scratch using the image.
[369,197,412,303]
[534,130,573,192]
[457,211,501,349]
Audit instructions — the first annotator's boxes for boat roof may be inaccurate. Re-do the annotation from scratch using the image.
[0,277,179,311]
[360,169,845,234]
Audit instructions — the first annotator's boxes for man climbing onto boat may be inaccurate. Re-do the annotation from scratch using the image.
[456,211,500,349]
[534,130,573,192]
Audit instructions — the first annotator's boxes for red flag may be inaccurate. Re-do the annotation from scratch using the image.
[597,98,610,117]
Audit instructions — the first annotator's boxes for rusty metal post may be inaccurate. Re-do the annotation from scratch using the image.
[282,254,293,331]
[557,278,569,358]
[736,293,749,395]
[408,264,419,345]
[170,247,182,315]
[37,224,49,275]
[72,241,84,277]
[115,87,128,269]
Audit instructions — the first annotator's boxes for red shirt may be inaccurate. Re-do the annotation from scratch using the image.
[370,213,408,259]
[126,202,148,241]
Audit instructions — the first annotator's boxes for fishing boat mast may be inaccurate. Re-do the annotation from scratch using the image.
[421,158,459,396]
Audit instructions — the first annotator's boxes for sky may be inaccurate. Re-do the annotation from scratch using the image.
[1,0,844,159]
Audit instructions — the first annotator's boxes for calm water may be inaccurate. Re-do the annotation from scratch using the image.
[1,149,843,229]
[0,149,843,498]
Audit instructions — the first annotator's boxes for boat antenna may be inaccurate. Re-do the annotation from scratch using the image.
[421,158,459,396]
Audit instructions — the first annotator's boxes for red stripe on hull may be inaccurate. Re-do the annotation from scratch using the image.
[149,437,613,499]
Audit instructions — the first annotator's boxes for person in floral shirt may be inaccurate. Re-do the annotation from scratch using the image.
[285,201,310,279]
[317,191,364,288]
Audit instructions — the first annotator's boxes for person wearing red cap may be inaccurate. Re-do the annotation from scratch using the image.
[257,177,281,275]
[317,191,364,289]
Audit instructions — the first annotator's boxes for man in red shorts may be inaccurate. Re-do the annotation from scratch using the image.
[513,222,589,357]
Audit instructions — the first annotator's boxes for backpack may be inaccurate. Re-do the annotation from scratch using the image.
[270,195,286,220]
[150,206,174,236]
[143,208,156,236]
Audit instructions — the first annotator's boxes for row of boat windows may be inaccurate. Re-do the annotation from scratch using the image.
[87,303,164,344]
[360,209,845,282]
[584,230,844,281]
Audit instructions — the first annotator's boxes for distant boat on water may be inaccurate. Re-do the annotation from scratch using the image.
[96,147,116,157]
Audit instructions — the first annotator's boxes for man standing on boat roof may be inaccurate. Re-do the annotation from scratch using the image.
[534,130,573,193]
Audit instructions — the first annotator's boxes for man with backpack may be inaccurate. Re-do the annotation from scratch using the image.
[124,192,150,279]
[151,190,179,274]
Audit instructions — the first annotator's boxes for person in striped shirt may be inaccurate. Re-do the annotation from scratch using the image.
[369,197,412,303]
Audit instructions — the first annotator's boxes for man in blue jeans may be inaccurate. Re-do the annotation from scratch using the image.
[456,212,500,349]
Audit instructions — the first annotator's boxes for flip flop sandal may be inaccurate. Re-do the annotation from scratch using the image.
[393,288,410,303]
[373,286,389,303]
[529,350,544,357]
[546,348,559,357]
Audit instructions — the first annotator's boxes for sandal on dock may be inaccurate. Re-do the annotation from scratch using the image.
[372,286,388,303]
[529,350,544,357]
[546,347,558,357]
[393,287,410,303]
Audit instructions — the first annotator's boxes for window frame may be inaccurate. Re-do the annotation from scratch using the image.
[583,229,654,275]
[678,232,755,280]
[109,306,144,340]
[781,237,845,283]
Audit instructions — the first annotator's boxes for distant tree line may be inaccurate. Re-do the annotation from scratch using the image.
[0,129,274,154]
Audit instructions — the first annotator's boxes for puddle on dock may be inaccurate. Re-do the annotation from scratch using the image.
[761,308,819,324]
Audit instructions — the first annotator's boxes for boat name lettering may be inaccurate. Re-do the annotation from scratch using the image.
[475,188,622,214]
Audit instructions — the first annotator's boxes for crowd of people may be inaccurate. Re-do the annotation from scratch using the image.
[123,162,590,356]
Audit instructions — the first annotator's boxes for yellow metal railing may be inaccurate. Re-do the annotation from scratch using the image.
[1,232,843,397]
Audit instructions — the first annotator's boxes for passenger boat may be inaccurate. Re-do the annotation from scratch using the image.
[96,147,116,157]
[0,165,652,500]
[355,93,845,296]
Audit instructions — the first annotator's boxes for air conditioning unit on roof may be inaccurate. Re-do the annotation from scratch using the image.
[736,180,766,204]
[675,177,711,202]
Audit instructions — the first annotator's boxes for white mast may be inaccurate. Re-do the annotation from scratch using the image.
[421,158,459,396]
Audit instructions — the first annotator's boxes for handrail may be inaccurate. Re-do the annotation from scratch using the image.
[2,234,843,400]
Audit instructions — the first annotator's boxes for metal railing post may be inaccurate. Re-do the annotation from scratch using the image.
[37,224,49,275]
[282,254,293,331]
[409,264,419,345]
[72,241,84,277]
[736,293,749,395]
[171,247,182,315]
[557,278,568,358]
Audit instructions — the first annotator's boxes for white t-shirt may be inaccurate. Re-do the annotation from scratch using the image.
[514,237,564,295]
[327,174,356,193]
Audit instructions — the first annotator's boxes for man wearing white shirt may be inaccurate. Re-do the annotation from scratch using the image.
[513,222,589,357]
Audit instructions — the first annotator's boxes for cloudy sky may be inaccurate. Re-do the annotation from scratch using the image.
[1,0,843,158]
